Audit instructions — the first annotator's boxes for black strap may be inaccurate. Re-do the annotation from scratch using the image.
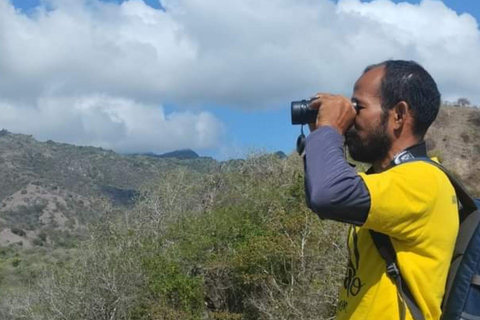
[370,230,426,320]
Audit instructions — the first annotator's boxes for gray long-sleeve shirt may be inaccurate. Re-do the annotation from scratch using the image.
[304,126,370,225]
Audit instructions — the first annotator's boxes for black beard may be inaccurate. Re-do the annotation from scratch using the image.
[345,125,392,164]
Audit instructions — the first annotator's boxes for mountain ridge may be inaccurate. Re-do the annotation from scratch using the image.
[0,105,478,248]
[0,132,219,248]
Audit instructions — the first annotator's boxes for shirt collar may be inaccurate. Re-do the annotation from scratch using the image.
[365,141,428,174]
[391,141,428,166]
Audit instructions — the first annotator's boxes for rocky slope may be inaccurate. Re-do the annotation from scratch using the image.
[426,106,480,194]
[0,131,218,247]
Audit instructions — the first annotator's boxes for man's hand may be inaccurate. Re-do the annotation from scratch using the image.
[308,94,357,135]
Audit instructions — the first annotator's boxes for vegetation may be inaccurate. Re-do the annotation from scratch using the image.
[0,154,347,320]
[0,104,478,319]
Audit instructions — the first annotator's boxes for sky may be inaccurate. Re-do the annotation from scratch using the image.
[1,0,480,159]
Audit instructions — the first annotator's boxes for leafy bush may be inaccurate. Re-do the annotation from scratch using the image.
[10,227,26,237]
[0,154,347,320]
[1,202,48,230]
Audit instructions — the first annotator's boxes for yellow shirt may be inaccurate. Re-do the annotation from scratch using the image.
[336,161,459,320]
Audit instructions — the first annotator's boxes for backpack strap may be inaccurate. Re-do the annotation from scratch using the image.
[370,230,426,320]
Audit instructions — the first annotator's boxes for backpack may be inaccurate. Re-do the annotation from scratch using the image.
[370,158,480,320]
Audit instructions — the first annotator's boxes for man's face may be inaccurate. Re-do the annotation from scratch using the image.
[345,66,392,163]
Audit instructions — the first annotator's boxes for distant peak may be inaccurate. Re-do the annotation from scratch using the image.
[143,149,200,160]
[274,151,287,159]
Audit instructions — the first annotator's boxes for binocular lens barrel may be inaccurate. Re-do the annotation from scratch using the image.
[291,99,318,125]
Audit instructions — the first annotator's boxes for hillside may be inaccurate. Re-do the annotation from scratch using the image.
[0,105,478,320]
[140,149,200,160]
[0,105,478,250]
[0,105,478,245]
[426,105,480,194]
[0,131,218,248]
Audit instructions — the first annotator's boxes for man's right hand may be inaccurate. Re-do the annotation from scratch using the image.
[308,94,357,135]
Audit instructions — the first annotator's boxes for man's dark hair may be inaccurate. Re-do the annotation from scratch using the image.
[364,60,441,137]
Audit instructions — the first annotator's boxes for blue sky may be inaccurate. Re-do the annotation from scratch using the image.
[391,0,480,18]
[13,0,480,17]
[4,0,480,159]
[12,0,163,11]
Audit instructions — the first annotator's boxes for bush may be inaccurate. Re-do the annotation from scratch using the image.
[10,228,26,237]
[468,112,480,127]
[11,258,21,268]
[32,238,43,247]
[0,154,348,320]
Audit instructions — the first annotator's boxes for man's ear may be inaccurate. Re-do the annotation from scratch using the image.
[392,101,410,130]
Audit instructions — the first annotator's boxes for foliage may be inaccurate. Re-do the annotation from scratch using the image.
[0,153,347,320]
[2,202,48,230]
[10,227,26,237]
[456,98,471,107]
[1,104,480,319]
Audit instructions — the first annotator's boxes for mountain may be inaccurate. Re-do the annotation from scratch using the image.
[0,104,478,249]
[0,106,478,320]
[274,151,288,159]
[141,149,201,160]
[0,132,218,248]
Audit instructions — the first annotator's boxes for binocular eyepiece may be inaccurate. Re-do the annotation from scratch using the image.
[291,98,358,125]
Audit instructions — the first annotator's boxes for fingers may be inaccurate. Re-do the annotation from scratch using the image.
[312,92,333,98]
[307,93,357,135]
[309,93,329,109]
[309,93,349,109]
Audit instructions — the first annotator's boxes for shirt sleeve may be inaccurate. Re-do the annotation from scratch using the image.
[304,126,370,225]
[360,163,440,241]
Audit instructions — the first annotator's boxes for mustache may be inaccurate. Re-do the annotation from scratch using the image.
[345,128,359,140]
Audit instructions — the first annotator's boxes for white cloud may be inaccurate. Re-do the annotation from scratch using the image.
[336,0,480,103]
[0,95,224,153]
[0,0,479,152]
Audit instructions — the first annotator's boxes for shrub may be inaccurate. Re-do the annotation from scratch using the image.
[0,154,348,320]
[468,111,480,127]
[10,228,26,237]
[32,238,43,247]
[11,258,21,268]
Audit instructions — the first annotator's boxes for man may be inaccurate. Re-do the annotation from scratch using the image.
[304,60,458,320]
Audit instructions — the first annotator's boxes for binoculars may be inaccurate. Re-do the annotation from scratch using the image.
[291,98,358,125]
